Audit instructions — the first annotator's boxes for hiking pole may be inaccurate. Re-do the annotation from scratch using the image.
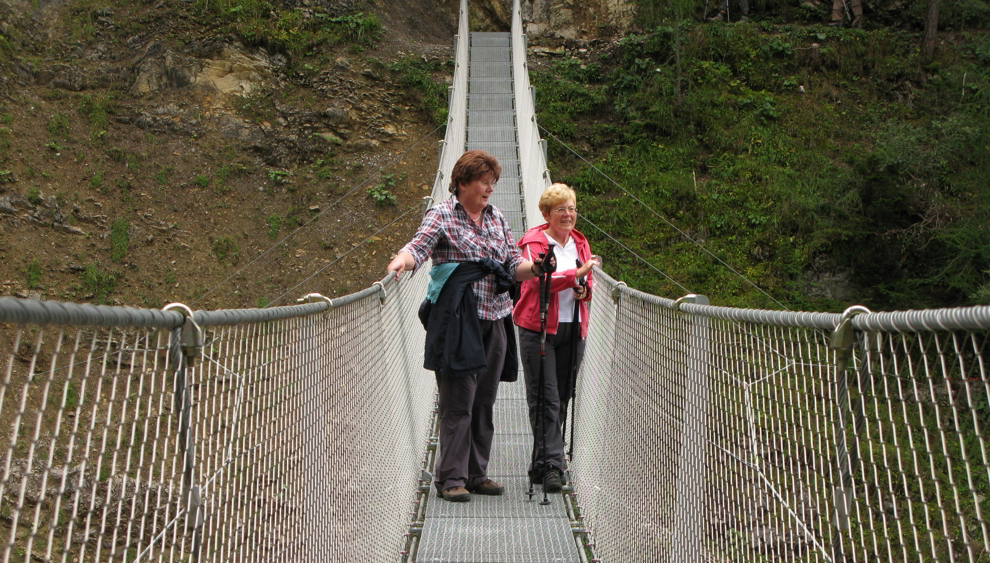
[565,258,586,460]
[526,247,556,505]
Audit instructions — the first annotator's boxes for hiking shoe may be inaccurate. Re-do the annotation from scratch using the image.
[707,12,725,21]
[738,13,750,22]
[826,20,843,27]
[543,468,563,493]
[440,486,470,502]
[851,15,863,28]
[468,479,505,496]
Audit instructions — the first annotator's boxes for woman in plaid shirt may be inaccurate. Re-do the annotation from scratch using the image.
[388,150,545,503]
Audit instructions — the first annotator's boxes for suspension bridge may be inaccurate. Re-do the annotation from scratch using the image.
[0,1,988,562]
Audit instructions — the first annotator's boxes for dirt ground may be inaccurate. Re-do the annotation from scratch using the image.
[0,0,472,311]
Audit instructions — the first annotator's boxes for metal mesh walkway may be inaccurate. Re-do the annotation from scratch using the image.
[414,31,581,563]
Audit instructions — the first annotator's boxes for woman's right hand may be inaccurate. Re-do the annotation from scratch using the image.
[387,251,414,280]
[576,256,600,279]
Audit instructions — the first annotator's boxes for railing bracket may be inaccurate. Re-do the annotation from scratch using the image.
[163,302,204,367]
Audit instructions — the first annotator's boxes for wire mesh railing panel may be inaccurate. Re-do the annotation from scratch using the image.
[568,277,990,563]
[0,324,190,563]
[829,328,990,563]
[569,273,689,562]
[704,320,836,563]
[0,272,436,563]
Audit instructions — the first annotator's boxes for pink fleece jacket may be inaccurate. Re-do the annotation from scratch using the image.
[512,224,594,338]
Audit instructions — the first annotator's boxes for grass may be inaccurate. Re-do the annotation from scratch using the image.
[110,219,129,262]
[25,187,42,205]
[266,214,281,239]
[81,264,116,303]
[191,1,383,57]
[211,236,240,263]
[25,259,41,289]
[46,112,70,139]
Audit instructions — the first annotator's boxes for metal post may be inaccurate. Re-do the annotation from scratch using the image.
[670,293,711,563]
[166,309,204,563]
[828,305,871,562]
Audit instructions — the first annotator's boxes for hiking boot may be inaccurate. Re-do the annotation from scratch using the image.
[543,468,563,493]
[850,15,863,28]
[738,13,750,22]
[468,479,505,496]
[707,11,725,22]
[440,486,470,502]
[826,19,843,27]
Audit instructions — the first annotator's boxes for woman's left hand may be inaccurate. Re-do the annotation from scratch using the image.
[572,285,588,300]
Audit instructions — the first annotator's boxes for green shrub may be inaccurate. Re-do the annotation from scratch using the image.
[389,57,451,125]
[267,169,289,184]
[368,173,402,206]
[196,174,209,188]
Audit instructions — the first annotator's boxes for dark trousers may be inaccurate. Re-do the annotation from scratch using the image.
[519,323,585,482]
[434,319,507,492]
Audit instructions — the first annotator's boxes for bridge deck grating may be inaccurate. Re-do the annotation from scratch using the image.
[415,31,579,563]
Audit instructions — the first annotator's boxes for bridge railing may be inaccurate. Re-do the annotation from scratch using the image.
[511,0,552,230]
[571,269,990,563]
[431,0,470,206]
[0,268,433,563]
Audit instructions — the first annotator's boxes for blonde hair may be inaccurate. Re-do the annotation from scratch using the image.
[538,183,577,217]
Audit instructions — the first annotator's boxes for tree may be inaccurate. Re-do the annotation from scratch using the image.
[921,0,941,70]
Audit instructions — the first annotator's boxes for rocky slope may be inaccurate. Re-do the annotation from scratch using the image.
[0,0,464,310]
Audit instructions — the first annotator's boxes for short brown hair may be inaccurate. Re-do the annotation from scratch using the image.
[539,183,577,217]
[449,150,501,196]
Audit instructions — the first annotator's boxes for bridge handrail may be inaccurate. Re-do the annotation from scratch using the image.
[430,0,470,207]
[512,0,551,230]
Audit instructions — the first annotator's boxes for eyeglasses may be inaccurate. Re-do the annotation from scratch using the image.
[552,206,577,214]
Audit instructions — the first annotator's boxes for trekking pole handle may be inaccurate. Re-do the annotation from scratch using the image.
[538,246,557,276]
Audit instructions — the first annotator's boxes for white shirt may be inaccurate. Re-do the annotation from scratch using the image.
[544,232,581,323]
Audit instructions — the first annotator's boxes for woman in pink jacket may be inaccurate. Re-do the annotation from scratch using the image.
[513,183,599,493]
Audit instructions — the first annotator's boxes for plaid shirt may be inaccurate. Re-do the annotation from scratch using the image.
[401,195,523,320]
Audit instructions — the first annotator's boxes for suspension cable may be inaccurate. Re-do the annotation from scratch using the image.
[267,203,422,307]
[541,126,790,311]
[192,123,445,307]
[577,215,690,294]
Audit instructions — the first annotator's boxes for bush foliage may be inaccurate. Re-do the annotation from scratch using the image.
[540,9,990,311]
